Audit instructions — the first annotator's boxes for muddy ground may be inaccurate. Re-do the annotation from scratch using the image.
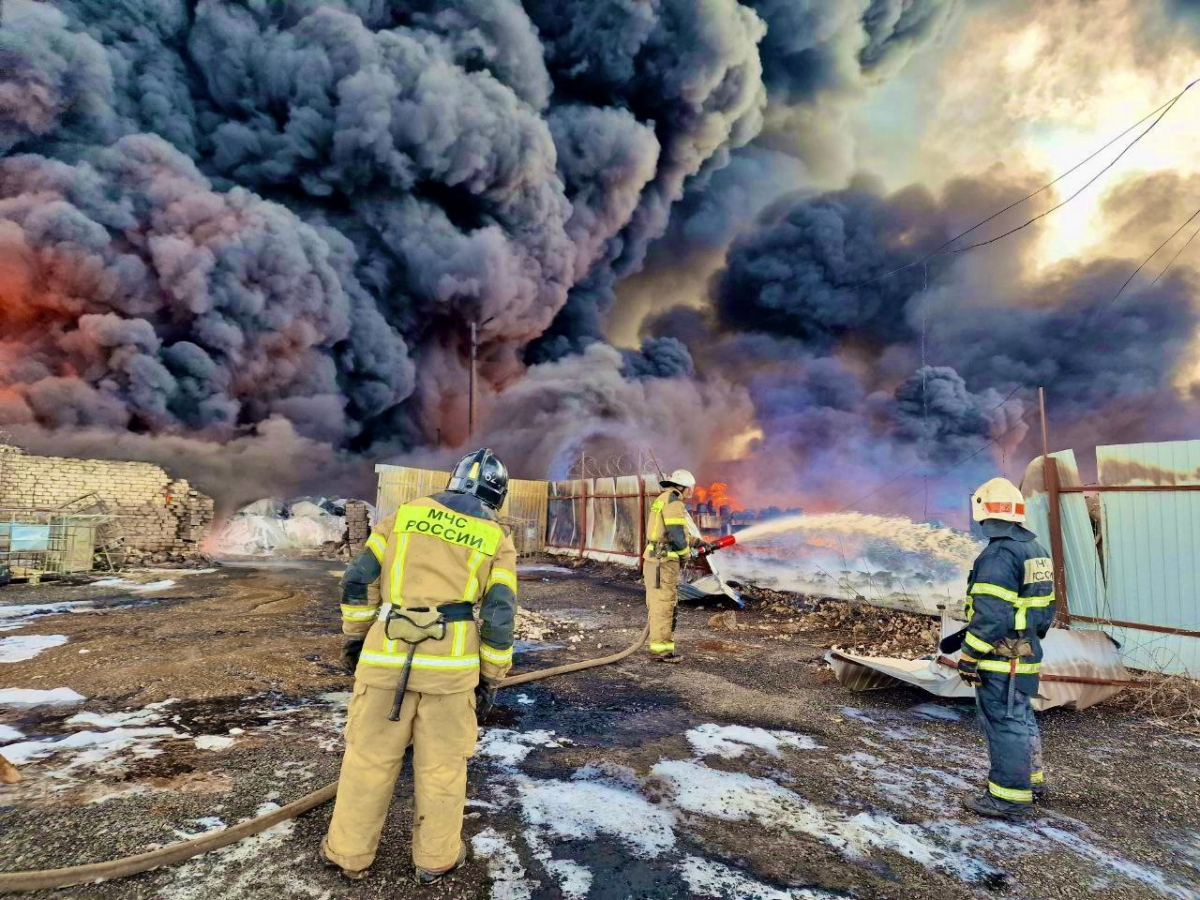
[1,559,1197,900]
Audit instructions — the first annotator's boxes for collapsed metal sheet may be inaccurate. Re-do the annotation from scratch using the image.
[678,551,744,607]
[825,625,1129,712]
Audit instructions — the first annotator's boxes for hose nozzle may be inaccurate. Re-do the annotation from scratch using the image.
[699,534,737,556]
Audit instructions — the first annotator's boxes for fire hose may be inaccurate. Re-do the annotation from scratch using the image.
[0,623,651,894]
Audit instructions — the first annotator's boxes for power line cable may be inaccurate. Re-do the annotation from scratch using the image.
[1094,205,1200,314]
[939,89,1193,256]
[849,77,1198,289]
[1151,218,1200,286]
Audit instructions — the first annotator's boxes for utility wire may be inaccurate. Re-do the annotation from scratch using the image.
[849,77,1198,289]
[940,88,1193,256]
[1151,218,1200,286]
[1094,205,1200,314]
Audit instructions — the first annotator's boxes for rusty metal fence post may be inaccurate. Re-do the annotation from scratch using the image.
[1044,457,1071,625]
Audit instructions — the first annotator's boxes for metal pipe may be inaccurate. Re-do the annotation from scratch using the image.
[1038,388,1070,625]
[1038,386,1050,462]
[1067,615,1200,639]
[468,319,477,440]
[1045,458,1071,625]
[1059,484,1200,493]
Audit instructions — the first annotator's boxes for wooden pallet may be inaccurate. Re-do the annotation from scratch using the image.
[6,567,52,585]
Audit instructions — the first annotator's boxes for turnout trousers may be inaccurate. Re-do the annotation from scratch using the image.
[323,683,478,873]
[976,673,1037,809]
[644,557,680,655]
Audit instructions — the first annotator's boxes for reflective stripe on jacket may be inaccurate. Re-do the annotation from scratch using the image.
[340,492,519,693]
[643,489,692,561]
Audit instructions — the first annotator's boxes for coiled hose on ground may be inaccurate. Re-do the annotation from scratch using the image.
[0,624,651,894]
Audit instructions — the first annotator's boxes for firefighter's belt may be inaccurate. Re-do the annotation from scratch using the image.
[993,638,1034,660]
[384,602,473,644]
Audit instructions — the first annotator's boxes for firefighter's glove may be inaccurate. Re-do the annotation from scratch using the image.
[475,679,499,724]
[957,655,982,688]
[341,638,365,676]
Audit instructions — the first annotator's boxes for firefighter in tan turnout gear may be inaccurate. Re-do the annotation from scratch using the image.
[321,449,518,885]
[643,469,702,662]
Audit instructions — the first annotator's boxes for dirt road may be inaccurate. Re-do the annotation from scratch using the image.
[1,560,1197,899]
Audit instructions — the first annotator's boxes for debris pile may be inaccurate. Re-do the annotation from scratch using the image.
[711,593,939,659]
[206,498,354,558]
[1120,673,1200,734]
[514,608,559,642]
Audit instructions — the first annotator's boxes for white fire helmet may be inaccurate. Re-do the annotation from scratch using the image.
[971,477,1026,524]
[663,469,696,489]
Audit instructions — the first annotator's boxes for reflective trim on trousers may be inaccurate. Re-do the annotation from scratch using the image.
[988,780,1033,803]
[649,641,675,654]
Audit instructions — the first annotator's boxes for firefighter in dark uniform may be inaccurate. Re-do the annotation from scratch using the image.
[957,477,1055,821]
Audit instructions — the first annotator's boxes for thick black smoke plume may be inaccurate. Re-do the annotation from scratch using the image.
[0,0,772,484]
[662,171,1200,512]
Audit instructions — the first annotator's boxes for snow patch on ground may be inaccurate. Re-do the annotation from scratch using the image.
[477,729,564,767]
[3,727,179,769]
[0,602,94,632]
[0,723,24,743]
[68,700,177,728]
[0,634,68,662]
[195,735,236,751]
[92,578,178,592]
[678,856,841,899]
[157,801,318,900]
[685,723,822,759]
[653,759,998,882]
[517,565,575,575]
[842,751,976,809]
[518,775,676,858]
[473,827,537,900]
[0,687,85,706]
[1037,825,1198,900]
[544,858,592,900]
[909,703,964,722]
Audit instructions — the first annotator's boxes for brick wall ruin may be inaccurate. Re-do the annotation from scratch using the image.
[0,444,214,559]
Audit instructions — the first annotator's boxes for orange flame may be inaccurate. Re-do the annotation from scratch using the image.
[693,481,744,512]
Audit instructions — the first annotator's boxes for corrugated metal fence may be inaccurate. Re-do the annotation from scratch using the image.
[1024,440,1200,677]
[374,465,548,556]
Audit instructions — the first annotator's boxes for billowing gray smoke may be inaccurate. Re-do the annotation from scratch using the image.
[0,0,771,491]
[672,172,1200,511]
